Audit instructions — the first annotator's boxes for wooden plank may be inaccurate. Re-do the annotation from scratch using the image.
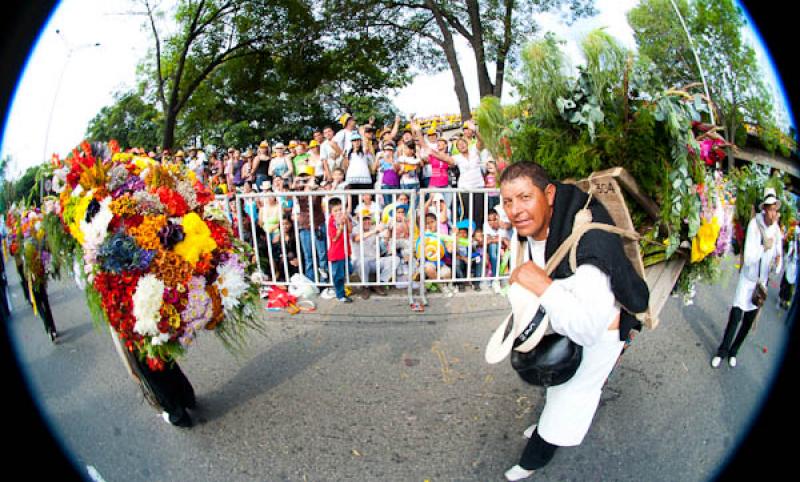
[644,255,687,327]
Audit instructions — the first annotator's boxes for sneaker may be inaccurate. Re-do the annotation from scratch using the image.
[320,288,336,300]
[492,280,502,294]
[504,465,535,481]
[728,356,737,368]
[710,356,722,368]
[523,423,537,439]
[473,284,481,291]
[338,296,353,303]
[49,330,58,344]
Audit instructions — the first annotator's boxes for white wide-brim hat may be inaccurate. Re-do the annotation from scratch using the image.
[760,187,780,209]
[485,282,550,364]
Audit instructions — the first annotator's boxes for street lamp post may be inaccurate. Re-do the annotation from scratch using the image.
[40,29,100,202]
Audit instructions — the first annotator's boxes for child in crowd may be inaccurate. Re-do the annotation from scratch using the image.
[327,197,353,303]
[422,213,454,294]
[454,220,481,291]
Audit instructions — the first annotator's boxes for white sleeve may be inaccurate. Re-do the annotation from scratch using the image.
[538,264,619,347]
[743,218,763,270]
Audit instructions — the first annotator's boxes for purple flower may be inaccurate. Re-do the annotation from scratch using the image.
[158,222,185,249]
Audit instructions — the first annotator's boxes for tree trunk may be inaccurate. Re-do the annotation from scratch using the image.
[426,0,472,119]
[493,0,515,99]
[162,109,178,150]
[465,0,494,98]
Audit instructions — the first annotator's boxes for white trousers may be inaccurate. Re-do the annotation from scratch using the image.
[537,329,625,446]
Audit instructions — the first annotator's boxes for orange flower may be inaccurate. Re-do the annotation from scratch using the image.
[129,215,167,250]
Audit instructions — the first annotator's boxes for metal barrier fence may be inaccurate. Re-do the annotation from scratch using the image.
[217,187,512,304]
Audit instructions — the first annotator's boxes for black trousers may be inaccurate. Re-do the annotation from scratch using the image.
[779,277,794,305]
[32,283,57,336]
[133,355,196,427]
[15,261,30,305]
[716,306,759,358]
[520,428,559,470]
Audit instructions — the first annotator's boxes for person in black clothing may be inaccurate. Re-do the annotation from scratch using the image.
[132,355,196,428]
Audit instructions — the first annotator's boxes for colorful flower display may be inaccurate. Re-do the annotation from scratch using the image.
[55,141,261,369]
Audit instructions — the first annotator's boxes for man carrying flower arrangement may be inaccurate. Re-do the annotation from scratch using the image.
[55,140,261,428]
[20,209,59,343]
[711,188,783,369]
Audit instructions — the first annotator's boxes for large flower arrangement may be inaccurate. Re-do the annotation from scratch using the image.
[55,141,261,370]
[19,208,50,291]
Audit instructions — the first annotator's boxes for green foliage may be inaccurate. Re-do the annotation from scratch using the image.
[629,0,791,152]
[41,209,80,280]
[85,90,162,149]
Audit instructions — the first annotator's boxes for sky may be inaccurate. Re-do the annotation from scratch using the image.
[0,0,792,180]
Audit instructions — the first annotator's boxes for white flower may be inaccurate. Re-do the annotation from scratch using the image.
[213,258,248,312]
[80,196,114,255]
[150,332,170,346]
[133,274,165,337]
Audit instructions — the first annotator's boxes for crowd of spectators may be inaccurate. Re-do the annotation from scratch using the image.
[134,113,512,300]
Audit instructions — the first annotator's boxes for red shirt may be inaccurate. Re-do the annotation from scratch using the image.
[327,214,351,262]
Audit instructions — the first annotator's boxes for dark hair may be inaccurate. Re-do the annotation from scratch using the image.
[425,212,437,221]
[329,197,343,208]
[498,162,552,191]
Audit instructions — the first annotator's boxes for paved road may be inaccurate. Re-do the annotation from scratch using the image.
[2,255,797,481]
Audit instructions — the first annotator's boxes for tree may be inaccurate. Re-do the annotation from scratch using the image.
[628,0,785,158]
[137,0,315,149]
[85,90,162,150]
[327,0,596,119]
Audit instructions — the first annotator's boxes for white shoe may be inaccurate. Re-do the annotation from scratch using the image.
[523,423,537,439]
[320,288,336,300]
[492,280,502,294]
[161,411,172,425]
[505,465,535,481]
[728,356,737,368]
[710,356,722,368]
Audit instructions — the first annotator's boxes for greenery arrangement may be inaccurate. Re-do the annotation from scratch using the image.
[476,29,741,298]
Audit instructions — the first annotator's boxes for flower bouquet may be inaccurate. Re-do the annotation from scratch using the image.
[57,141,262,371]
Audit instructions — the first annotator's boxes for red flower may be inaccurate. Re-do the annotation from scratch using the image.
[206,220,231,251]
[146,356,165,371]
[194,181,213,205]
[157,187,189,217]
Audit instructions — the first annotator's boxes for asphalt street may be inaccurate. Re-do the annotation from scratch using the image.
[2,255,796,481]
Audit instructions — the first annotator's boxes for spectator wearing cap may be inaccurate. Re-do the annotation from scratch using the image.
[375,141,400,205]
[450,120,479,155]
[269,143,292,180]
[173,150,186,166]
[307,138,325,183]
[343,132,375,210]
[711,187,783,369]
[334,113,357,153]
[251,141,272,189]
[358,116,378,156]
[240,149,255,185]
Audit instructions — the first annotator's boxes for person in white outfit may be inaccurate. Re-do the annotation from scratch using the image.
[778,223,798,311]
[711,187,783,369]
[496,162,649,481]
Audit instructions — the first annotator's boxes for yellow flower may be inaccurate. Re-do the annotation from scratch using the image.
[68,191,94,246]
[173,212,217,265]
[691,217,721,263]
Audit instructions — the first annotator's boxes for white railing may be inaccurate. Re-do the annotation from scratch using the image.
[221,188,511,304]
